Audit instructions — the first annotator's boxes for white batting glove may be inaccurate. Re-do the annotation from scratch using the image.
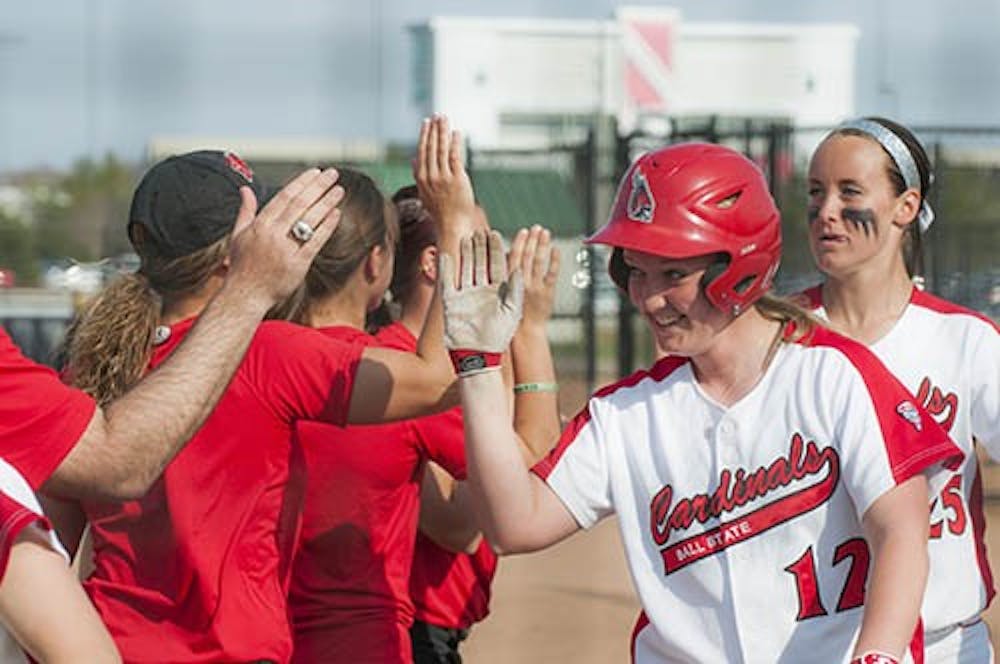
[439,230,524,376]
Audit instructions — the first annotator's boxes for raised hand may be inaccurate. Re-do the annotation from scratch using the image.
[508,225,560,328]
[439,230,523,355]
[414,115,479,239]
[226,168,345,308]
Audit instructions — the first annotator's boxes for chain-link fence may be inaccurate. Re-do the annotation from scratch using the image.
[3,120,997,417]
[464,117,999,414]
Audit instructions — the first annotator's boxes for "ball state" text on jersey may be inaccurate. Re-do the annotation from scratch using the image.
[649,433,840,574]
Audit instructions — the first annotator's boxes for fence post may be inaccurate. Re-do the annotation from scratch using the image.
[927,139,944,292]
[583,127,598,393]
[615,125,635,378]
[767,122,780,201]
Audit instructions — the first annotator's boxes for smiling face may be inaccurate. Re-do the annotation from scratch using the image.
[807,134,919,279]
[623,249,733,357]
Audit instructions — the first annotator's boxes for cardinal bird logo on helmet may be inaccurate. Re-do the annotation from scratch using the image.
[627,169,655,223]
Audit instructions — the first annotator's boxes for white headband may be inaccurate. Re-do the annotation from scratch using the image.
[836,118,935,232]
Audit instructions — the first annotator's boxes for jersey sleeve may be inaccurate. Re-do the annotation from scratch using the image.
[824,336,963,518]
[531,402,614,529]
[243,322,363,428]
[968,321,1000,455]
[0,459,68,584]
[0,329,96,489]
[412,407,468,480]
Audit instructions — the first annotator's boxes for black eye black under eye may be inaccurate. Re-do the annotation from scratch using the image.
[842,208,877,236]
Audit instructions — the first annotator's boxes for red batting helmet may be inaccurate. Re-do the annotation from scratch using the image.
[589,142,781,315]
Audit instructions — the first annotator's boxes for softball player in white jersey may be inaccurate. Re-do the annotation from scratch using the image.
[434,141,963,664]
[804,117,1000,663]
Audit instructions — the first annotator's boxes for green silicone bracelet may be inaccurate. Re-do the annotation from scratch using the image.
[513,382,559,394]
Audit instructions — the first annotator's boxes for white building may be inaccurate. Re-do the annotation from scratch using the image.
[412,7,858,151]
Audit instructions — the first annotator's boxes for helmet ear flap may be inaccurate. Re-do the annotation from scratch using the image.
[699,259,729,292]
[608,247,630,291]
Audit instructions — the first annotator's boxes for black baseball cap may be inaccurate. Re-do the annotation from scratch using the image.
[128,150,267,259]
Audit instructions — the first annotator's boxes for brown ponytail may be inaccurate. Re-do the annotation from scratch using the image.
[65,237,229,405]
[63,273,161,406]
[754,293,823,343]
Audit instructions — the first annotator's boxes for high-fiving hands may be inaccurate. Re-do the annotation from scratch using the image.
[439,231,524,361]
[414,116,480,249]
[508,225,560,328]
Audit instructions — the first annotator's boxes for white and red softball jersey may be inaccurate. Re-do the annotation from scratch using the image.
[533,325,960,664]
[289,324,467,664]
[803,285,1000,641]
[82,318,363,664]
[0,327,96,489]
[0,458,68,664]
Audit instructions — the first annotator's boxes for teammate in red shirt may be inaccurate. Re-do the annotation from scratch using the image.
[283,168,467,663]
[50,150,469,663]
[801,117,1000,662]
[286,134,560,661]
[436,136,963,664]
[0,158,344,660]
[387,184,562,663]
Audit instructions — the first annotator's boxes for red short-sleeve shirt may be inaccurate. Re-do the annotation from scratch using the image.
[0,328,96,489]
[83,319,362,664]
[289,324,467,664]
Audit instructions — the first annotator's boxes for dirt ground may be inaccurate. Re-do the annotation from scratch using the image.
[463,475,1000,662]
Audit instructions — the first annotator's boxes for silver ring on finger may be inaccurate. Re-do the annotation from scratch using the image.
[290,219,316,243]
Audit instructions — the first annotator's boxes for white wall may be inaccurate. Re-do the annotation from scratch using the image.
[420,10,858,149]
[670,24,857,124]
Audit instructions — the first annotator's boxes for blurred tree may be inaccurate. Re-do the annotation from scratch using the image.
[32,183,93,263]
[775,170,813,281]
[0,211,39,285]
[30,154,135,264]
[61,154,135,258]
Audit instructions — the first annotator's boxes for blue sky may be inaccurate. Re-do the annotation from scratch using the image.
[1,0,998,172]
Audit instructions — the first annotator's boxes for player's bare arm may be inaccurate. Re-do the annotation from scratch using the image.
[0,526,120,663]
[418,224,563,554]
[853,475,930,660]
[509,225,562,462]
[44,169,346,500]
[441,230,579,554]
[418,463,483,554]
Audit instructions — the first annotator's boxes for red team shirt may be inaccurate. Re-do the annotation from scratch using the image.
[288,324,467,664]
[0,328,96,489]
[376,322,499,633]
[802,285,1000,655]
[81,318,362,664]
[533,325,961,664]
